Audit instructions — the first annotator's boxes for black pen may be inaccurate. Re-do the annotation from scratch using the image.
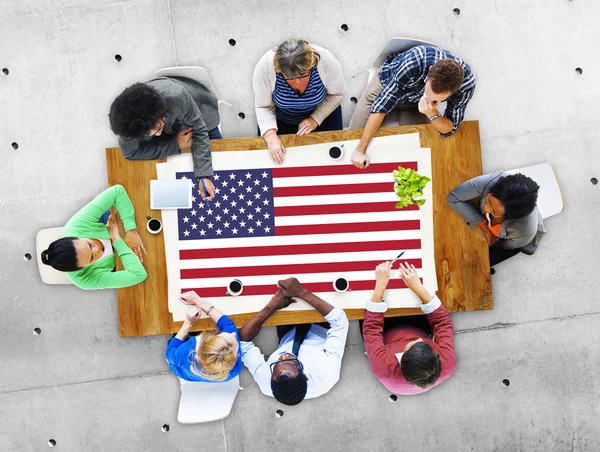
[389,251,406,266]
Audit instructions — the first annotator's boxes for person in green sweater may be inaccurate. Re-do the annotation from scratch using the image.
[40,185,148,290]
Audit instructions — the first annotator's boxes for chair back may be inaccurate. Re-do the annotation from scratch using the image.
[371,37,439,73]
[36,228,74,285]
[155,66,218,98]
[177,376,239,424]
[506,163,563,219]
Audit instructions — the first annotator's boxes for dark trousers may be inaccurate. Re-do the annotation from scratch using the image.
[277,322,330,344]
[489,246,522,266]
[359,315,433,340]
[258,105,343,136]
[208,127,222,140]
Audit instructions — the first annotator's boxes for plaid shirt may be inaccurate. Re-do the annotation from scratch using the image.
[371,45,476,136]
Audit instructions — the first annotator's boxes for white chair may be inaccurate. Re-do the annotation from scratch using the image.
[36,228,73,285]
[353,37,439,128]
[506,163,563,219]
[155,66,232,132]
[177,377,240,424]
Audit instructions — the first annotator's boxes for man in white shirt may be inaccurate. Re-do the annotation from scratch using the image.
[239,278,349,406]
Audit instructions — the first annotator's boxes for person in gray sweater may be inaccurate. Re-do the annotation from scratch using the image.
[109,77,221,200]
[447,171,546,266]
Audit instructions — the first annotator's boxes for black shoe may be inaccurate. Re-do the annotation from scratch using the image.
[490,268,496,275]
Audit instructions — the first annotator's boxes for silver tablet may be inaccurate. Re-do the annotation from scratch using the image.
[150,179,193,210]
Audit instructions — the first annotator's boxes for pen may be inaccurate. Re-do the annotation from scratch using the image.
[200,179,211,207]
[389,251,406,266]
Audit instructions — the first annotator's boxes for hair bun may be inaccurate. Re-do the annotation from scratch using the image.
[41,250,50,264]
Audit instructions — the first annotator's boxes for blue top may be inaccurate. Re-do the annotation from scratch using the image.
[272,68,327,125]
[165,315,242,382]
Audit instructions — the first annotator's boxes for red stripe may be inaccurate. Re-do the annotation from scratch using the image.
[275,220,420,236]
[181,259,422,279]
[180,239,421,260]
[183,277,418,298]
[274,202,417,217]
[272,161,418,178]
[273,182,393,197]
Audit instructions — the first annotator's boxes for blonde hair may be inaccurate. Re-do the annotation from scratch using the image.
[189,329,238,381]
[273,39,321,79]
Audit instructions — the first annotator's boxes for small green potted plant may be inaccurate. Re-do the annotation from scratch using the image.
[393,166,431,209]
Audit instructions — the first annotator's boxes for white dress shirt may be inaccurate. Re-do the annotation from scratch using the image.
[241,307,349,399]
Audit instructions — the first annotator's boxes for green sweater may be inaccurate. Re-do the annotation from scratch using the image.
[60,185,148,290]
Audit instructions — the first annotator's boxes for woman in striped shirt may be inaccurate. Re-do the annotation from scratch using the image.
[253,39,346,163]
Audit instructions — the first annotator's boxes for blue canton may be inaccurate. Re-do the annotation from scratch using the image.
[176,169,276,240]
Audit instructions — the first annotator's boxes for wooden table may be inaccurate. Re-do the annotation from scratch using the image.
[106,121,492,337]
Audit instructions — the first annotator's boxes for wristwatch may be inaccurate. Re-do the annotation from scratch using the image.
[429,113,440,121]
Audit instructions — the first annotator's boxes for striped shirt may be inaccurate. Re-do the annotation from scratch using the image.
[372,45,476,136]
[272,68,327,125]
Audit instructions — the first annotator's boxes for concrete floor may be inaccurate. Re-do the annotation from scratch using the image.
[1,0,599,451]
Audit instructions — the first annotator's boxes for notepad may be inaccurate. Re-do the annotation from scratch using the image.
[150,179,193,210]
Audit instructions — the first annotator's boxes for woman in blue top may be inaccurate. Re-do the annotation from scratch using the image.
[166,291,242,382]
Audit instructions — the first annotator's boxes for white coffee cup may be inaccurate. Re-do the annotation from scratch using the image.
[146,216,163,234]
[333,277,349,293]
[328,145,343,160]
[227,279,243,296]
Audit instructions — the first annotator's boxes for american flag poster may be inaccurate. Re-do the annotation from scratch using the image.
[158,134,437,321]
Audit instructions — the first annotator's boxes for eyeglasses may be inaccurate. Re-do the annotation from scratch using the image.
[486,195,502,218]
[270,355,303,375]
[142,118,166,140]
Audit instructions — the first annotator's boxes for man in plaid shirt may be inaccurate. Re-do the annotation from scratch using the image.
[349,44,476,169]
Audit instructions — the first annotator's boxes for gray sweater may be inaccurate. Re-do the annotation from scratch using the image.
[447,171,546,252]
[117,77,220,179]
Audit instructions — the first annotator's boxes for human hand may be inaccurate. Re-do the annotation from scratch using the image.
[398,262,423,293]
[418,95,438,118]
[179,291,208,310]
[266,290,296,311]
[375,261,392,290]
[176,128,193,150]
[264,131,286,164]
[185,307,201,324]
[481,227,499,246]
[277,277,307,299]
[106,210,121,242]
[297,116,318,136]
[123,230,147,262]
[351,148,370,169]
[199,178,215,201]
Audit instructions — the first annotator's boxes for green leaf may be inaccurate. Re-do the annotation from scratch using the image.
[392,165,431,210]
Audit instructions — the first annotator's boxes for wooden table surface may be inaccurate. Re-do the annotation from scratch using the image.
[106,121,492,337]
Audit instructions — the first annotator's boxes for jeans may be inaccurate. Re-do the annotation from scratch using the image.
[257,105,344,136]
[98,210,111,225]
[208,127,222,140]
[489,247,522,266]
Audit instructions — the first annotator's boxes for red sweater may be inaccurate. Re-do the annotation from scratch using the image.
[363,302,456,395]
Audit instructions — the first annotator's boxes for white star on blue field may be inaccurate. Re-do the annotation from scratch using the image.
[176,169,276,240]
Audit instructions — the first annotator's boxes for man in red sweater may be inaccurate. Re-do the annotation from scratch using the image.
[362,261,456,395]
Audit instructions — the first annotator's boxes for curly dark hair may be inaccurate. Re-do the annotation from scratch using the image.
[490,173,539,220]
[428,59,464,95]
[109,83,167,138]
[271,371,308,406]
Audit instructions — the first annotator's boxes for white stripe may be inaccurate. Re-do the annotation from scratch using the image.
[272,172,393,188]
[180,249,423,270]
[178,229,422,250]
[274,191,399,207]
[180,269,424,289]
[274,209,420,227]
